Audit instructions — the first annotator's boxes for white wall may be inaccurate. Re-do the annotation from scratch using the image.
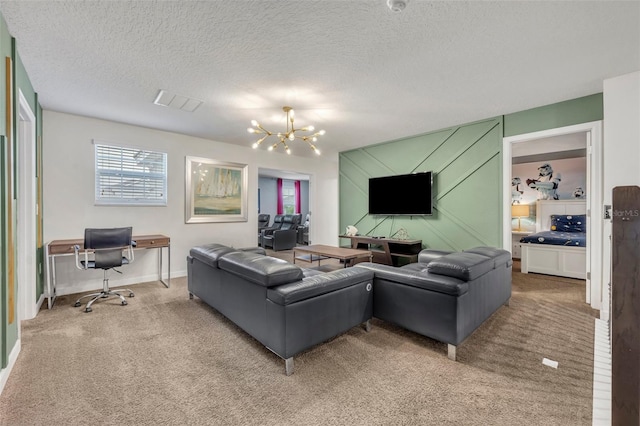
[43,111,339,295]
[601,70,640,318]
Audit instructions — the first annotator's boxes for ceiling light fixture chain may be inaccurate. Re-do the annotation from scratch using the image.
[248,106,325,155]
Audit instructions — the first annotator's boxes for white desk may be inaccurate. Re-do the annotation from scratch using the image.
[44,234,170,309]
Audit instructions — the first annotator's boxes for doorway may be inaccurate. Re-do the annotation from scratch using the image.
[17,90,39,320]
[258,168,311,244]
[503,121,603,311]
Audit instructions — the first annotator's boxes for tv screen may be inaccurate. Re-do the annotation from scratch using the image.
[368,172,433,215]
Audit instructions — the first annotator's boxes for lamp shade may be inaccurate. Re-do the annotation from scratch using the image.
[511,204,530,218]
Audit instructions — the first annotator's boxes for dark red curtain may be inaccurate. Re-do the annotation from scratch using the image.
[294,180,301,214]
[277,178,284,214]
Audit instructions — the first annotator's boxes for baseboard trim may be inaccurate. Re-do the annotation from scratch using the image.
[592,318,611,425]
[54,269,187,296]
[0,338,21,396]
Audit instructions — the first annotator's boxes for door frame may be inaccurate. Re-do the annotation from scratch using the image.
[17,89,39,320]
[502,121,603,311]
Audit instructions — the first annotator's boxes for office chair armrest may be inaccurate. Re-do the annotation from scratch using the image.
[74,244,89,270]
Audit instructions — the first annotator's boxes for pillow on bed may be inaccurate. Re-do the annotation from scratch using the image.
[550,214,586,233]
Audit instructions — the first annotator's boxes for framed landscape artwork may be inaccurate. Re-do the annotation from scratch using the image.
[185,156,248,223]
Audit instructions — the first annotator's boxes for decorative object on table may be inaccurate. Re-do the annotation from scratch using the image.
[511,204,530,231]
[185,156,248,223]
[345,225,358,236]
[390,227,409,240]
[248,106,325,155]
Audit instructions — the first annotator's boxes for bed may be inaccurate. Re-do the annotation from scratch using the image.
[519,200,587,279]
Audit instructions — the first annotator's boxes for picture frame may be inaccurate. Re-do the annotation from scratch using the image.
[185,156,248,223]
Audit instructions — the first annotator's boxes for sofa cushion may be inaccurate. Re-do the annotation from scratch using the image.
[427,252,493,281]
[190,243,238,268]
[465,247,512,268]
[267,268,374,305]
[219,251,303,287]
[355,262,468,296]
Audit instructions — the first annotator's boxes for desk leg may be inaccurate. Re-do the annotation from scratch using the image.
[45,244,52,309]
[159,245,170,288]
[45,248,58,309]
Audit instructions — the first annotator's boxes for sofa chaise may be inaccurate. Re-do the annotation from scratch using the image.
[354,246,512,361]
[187,243,374,375]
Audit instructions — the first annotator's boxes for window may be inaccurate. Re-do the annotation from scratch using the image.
[282,182,295,214]
[95,142,167,206]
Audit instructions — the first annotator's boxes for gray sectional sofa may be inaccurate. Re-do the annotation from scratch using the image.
[187,243,511,374]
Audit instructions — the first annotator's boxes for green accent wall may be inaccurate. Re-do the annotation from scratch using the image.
[340,117,503,252]
[0,13,11,370]
[0,12,42,370]
[504,93,603,137]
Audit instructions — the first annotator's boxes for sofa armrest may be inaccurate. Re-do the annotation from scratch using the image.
[267,268,374,305]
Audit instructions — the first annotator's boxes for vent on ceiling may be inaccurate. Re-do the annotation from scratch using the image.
[153,89,203,112]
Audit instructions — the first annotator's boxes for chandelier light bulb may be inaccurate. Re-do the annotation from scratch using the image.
[312,136,317,142]
[286,148,291,155]
[318,130,326,135]
[251,120,258,126]
[248,127,255,133]
[267,146,274,151]
[307,125,315,131]
[288,133,295,141]
[252,143,258,149]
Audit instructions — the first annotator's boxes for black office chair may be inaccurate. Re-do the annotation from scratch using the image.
[73,227,136,313]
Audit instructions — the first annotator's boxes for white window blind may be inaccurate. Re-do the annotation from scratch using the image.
[95,142,167,206]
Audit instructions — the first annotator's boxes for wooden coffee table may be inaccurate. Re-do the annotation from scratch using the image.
[293,244,372,269]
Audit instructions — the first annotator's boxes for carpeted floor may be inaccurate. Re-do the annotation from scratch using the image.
[0,256,597,425]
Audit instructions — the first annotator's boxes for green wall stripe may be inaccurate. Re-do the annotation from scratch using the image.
[438,151,500,200]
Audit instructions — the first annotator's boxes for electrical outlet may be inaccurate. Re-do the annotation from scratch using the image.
[604,205,612,219]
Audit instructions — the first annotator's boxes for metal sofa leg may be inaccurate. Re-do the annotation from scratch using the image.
[285,357,294,376]
[364,319,371,332]
[447,344,457,361]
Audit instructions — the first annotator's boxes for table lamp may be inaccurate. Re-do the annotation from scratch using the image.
[511,204,530,232]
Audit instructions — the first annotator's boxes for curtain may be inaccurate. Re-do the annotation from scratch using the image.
[294,180,301,214]
[277,178,284,214]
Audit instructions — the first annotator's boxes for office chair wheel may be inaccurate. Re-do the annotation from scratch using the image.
[129,293,135,297]
[85,307,92,313]
[121,300,128,306]
[74,302,81,307]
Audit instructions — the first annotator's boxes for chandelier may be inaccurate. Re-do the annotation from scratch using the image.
[248,106,325,155]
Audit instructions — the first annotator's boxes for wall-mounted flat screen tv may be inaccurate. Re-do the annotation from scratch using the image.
[368,171,433,215]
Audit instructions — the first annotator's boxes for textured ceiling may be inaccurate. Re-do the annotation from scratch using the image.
[0,1,638,158]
